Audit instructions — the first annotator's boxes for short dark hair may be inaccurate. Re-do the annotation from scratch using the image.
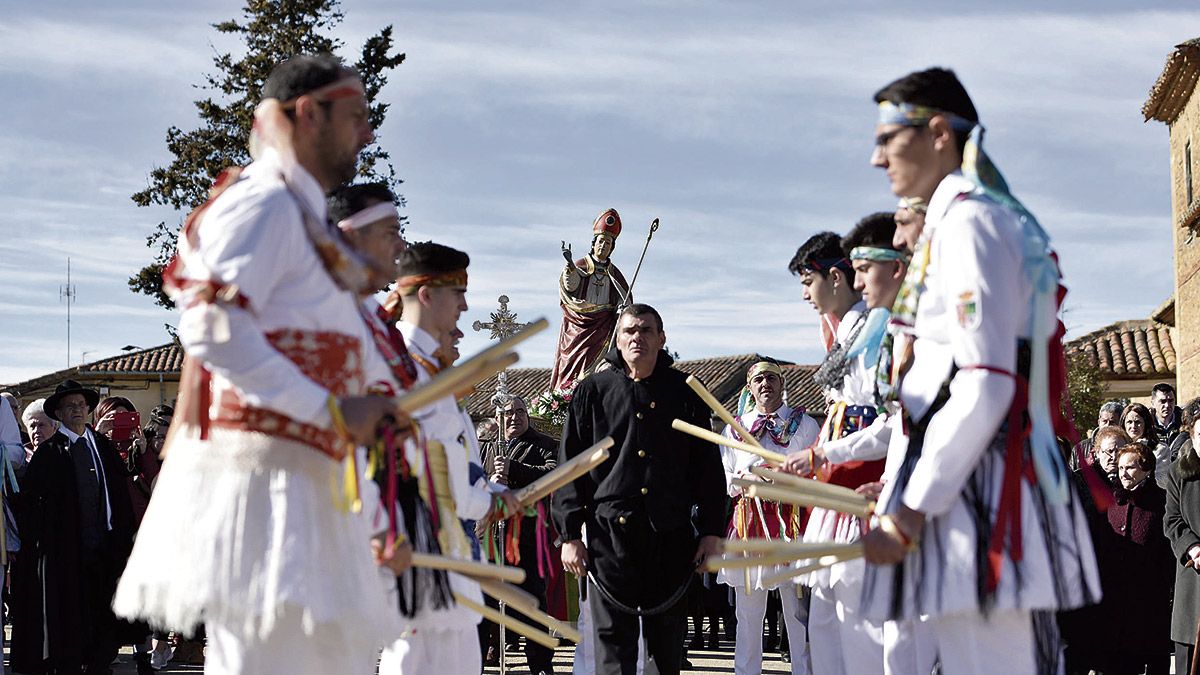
[1181,397,1200,433]
[788,231,854,283]
[395,242,470,295]
[328,182,396,224]
[874,67,978,152]
[263,54,357,103]
[841,212,899,256]
[1151,382,1176,399]
[620,303,664,332]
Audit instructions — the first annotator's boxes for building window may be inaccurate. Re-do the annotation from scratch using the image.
[1187,141,1194,206]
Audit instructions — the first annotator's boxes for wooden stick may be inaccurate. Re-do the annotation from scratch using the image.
[476,578,538,611]
[749,466,869,503]
[758,545,865,588]
[706,552,807,571]
[477,579,583,643]
[684,375,766,450]
[453,591,561,650]
[738,481,874,518]
[410,553,526,584]
[671,419,787,465]
[722,539,864,557]
[395,352,519,414]
[515,438,614,508]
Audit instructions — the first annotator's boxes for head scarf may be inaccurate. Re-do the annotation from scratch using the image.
[878,99,1073,504]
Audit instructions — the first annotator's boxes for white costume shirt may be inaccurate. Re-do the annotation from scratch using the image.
[719,404,820,590]
[114,149,403,647]
[391,321,490,633]
[866,171,1100,620]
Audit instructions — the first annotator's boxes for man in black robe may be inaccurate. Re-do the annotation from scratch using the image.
[553,304,727,675]
[484,395,559,673]
[11,380,135,674]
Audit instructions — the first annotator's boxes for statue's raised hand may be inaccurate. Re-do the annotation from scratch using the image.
[561,241,573,264]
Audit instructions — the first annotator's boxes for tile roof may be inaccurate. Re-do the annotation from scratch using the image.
[81,343,184,374]
[1066,320,1176,379]
[463,353,828,421]
[1144,38,1200,123]
[7,343,184,397]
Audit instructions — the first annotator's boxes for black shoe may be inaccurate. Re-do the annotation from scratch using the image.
[781,650,791,663]
[135,653,155,675]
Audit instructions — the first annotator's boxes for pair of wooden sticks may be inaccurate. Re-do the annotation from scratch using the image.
[673,375,871,586]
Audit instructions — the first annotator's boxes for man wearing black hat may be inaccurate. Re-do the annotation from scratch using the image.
[11,379,135,674]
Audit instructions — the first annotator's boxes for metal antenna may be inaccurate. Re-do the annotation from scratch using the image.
[59,257,76,367]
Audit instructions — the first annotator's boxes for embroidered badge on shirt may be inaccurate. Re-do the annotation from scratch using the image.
[956,290,980,330]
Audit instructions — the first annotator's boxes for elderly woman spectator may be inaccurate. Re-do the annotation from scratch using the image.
[1060,426,1131,673]
[1071,400,1125,471]
[1099,444,1174,674]
[1164,403,1200,670]
[1124,402,1169,489]
[20,398,57,461]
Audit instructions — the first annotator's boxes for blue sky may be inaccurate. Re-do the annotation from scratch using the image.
[0,2,1190,385]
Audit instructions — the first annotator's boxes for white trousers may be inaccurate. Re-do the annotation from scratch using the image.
[378,625,481,675]
[932,609,1034,675]
[809,584,884,675]
[733,587,811,675]
[573,594,647,675]
[206,605,378,675]
[883,617,937,675]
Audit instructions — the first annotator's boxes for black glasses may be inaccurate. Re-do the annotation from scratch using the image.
[874,125,922,149]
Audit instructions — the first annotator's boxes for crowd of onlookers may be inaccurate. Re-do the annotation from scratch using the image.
[10,376,1200,674]
[1059,382,1200,675]
[0,380,201,674]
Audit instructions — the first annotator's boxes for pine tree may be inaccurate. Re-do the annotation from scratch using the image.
[129,0,405,308]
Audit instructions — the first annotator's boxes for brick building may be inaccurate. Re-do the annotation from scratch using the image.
[1144,38,1200,400]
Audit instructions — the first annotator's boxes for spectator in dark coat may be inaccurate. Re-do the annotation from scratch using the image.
[10,380,135,674]
[1101,443,1173,674]
[1164,406,1200,672]
[1060,426,1128,674]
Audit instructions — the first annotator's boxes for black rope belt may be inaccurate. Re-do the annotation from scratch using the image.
[584,560,700,617]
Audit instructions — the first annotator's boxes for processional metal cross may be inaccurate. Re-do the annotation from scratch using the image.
[472,294,532,341]
[472,294,531,673]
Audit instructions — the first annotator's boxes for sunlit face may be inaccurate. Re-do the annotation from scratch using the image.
[1123,411,1146,441]
[1094,436,1120,474]
[851,258,905,310]
[25,412,56,449]
[502,399,530,439]
[893,205,927,253]
[749,371,784,414]
[55,393,90,434]
[616,312,666,371]
[423,285,468,339]
[591,234,615,261]
[1153,390,1176,423]
[345,201,405,278]
[871,123,937,198]
[1097,408,1120,429]
[799,269,841,315]
[312,85,373,187]
[1118,451,1150,490]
